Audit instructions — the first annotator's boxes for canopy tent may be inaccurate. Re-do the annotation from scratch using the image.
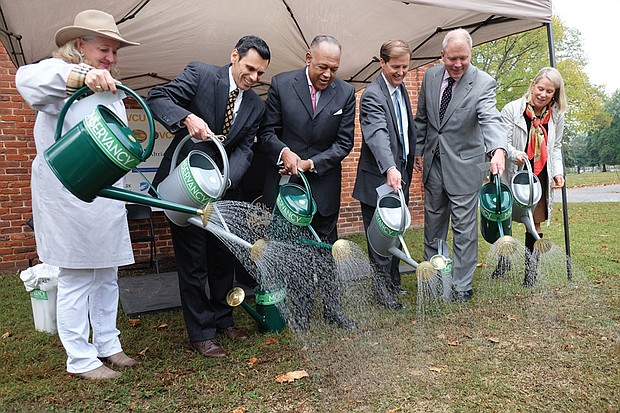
[0,0,551,96]
[1,0,571,274]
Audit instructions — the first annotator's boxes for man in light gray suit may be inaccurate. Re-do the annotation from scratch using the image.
[353,40,416,310]
[414,28,507,302]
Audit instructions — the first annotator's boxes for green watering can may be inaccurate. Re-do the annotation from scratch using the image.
[44,85,214,219]
[274,171,321,242]
[227,286,286,333]
[480,173,513,244]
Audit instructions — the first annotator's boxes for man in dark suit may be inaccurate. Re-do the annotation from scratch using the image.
[146,35,271,357]
[353,40,416,310]
[414,29,507,302]
[259,35,356,330]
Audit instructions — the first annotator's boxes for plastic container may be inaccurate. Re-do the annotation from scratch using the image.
[20,264,59,334]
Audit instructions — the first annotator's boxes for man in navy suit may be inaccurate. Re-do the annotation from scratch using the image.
[147,35,270,357]
[353,40,416,310]
[259,35,356,330]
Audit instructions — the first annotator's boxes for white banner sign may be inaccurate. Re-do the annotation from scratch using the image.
[125,109,174,195]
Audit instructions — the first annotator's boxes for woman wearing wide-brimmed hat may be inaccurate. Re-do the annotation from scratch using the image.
[16,10,140,380]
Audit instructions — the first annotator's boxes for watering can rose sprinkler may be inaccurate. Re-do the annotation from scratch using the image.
[44,85,213,221]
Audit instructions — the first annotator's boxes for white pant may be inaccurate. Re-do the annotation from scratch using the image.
[56,267,123,373]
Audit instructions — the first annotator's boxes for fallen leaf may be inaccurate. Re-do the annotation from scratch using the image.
[448,338,460,346]
[138,347,149,356]
[249,357,258,363]
[128,318,141,327]
[506,315,518,321]
[428,366,442,373]
[487,337,500,344]
[275,369,309,383]
[477,262,488,268]
[387,408,402,413]
[265,337,278,345]
[411,320,417,325]
[229,407,246,413]
[601,245,608,249]
[2,331,11,339]
[156,323,168,329]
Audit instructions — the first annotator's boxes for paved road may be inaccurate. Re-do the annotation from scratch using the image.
[554,184,620,202]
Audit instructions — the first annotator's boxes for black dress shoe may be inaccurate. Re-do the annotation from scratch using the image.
[393,286,408,295]
[219,326,249,341]
[452,289,473,303]
[325,313,357,330]
[379,300,406,310]
[190,339,226,358]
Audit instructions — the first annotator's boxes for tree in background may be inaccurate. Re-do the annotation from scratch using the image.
[472,16,613,171]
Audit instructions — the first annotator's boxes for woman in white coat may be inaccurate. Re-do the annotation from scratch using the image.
[16,10,139,380]
[500,67,567,284]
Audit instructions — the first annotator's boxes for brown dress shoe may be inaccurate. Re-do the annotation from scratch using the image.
[219,326,249,340]
[101,351,137,368]
[190,339,227,358]
[72,365,122,381]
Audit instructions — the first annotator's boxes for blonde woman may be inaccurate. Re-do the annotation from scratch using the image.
[16,10,139,380]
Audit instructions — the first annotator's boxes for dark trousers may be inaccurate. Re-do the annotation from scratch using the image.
[169,220,235,342]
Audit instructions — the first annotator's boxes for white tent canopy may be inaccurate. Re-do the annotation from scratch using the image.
[0,0,551,96]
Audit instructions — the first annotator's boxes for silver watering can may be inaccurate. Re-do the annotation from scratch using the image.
[366,186,419,269]
[511,157,542,240]
[157,134,229,226]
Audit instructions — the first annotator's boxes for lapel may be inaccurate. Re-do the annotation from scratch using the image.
[292,70,315,118]
[215,65,230,133]
[377,75,399,133]
[430,67,444,126]
[441,66,475,125]
[315,81,335,118]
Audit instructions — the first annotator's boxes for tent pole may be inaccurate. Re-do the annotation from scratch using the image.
[546,22,572,281]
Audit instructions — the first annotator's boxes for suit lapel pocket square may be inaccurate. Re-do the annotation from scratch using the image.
[333,109,343,115]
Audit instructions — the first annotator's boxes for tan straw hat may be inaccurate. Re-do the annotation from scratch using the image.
[54,9,139,48]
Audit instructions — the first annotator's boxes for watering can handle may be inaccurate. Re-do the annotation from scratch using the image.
[492,173,505,237]
[297,170,313,217]
[397,186,408,233]
[521,157,535,208]
[54,85,155,162]
[170,134,231,200]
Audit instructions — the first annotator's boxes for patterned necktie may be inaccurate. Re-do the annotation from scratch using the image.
[439,77,455,123]
[222,88,239,135]
[393,88,406,162]
[310,84,317,112]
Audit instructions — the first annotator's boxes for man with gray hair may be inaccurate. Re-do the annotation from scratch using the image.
[414,28,507,302]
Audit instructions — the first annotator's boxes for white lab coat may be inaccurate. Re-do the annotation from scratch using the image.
[16,58,134,268]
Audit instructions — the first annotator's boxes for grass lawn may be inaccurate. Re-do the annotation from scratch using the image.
[1,201,618,413]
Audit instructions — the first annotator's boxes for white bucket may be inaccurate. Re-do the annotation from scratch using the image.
[29,287,57,334]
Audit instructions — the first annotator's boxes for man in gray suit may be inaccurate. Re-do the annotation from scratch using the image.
[260,35,356,329]
[353,40,416,310]
[147,35,271,357]
[414,28,506,302]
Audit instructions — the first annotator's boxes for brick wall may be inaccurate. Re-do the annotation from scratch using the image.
[0,41,431,271]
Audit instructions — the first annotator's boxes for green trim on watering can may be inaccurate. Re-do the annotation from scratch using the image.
[275,171,316,227]
[255,288,286,306]
[179,157,213,206]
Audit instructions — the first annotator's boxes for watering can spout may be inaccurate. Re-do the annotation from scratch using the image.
[226,287,286,333]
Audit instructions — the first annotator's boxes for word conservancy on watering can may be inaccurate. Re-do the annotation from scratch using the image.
[82,110,141,171]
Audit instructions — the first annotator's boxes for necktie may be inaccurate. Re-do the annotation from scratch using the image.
[439,77,455,123]
[222,88,239,135]
[393,88,407,163]
[310,84,317,112]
